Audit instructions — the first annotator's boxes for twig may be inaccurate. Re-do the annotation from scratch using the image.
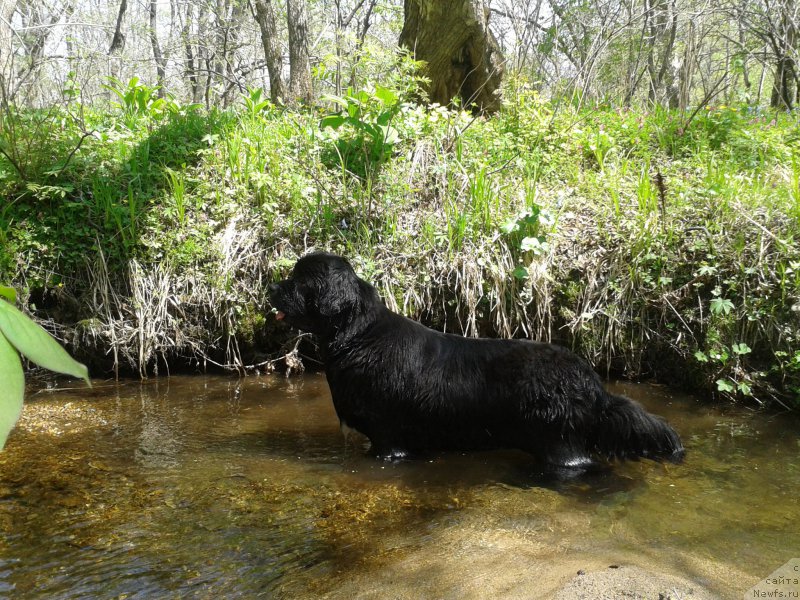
[681,75,730,132]
[55,130,96,178]
[0,146,24,178]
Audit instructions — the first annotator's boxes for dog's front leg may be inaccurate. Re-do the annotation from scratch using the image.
[367,432,410,461]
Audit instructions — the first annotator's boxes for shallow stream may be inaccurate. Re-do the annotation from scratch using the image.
[1,375,798,598]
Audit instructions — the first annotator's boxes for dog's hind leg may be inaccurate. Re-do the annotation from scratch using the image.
[546,447,596,469]
[519,430,598,471]
[541,441,598,472]
[592,392,684,462]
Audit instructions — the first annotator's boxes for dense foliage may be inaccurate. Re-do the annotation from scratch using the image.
[1,70,799,407]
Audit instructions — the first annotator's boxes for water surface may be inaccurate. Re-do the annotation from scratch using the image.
[1,375,798,598]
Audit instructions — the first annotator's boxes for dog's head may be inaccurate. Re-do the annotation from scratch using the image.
[269,253,381,337]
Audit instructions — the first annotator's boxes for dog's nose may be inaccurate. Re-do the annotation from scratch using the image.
[268,283,280,294]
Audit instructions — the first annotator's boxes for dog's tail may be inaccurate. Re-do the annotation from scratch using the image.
[591,392,684,462]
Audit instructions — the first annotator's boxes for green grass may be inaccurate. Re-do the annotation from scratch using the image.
[1,77,799,407]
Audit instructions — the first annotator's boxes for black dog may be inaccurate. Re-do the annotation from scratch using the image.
[269,252,684,468]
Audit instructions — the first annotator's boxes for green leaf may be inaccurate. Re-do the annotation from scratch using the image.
[521,236,550,255]
[716,378,735,393]
[710,297,734,315]
[694,350,709,363]
[697,264,717,277]
[321,94,350,110]
[500,219,519,235]
[737,382,752,395]
[376,110,394,126]
[512,266,529,280]
[732,343,752,355]
[347,102,360,119]
[374,85,398,106]
[351,120,378,137]
[519,207,541,226]
[102,83,126,103]
[320,114,346,130]
[0,331,24,450]
[382,126,399,145]
[0,286,15,303]
[0,300,90,385]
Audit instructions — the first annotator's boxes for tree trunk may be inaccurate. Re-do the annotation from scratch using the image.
[221,0,245,107]
[149,0,166,97]
[645,0,679,107]
[109,0,127,54]
[18,9,62,101]
[213,0,231,106]
[677,19,695,111]
[252,0,285,103]
[737,11,751,95]
[64,2,76,75]
[334,0,342,95]
[400,0,504,113]
[286,0,312,105]
[771,56,796,109]
[756,43,768,105]
[198,1,212,108]
[182,2,200,103]
[771,0,797,109]
[108,0,127,85]
[0,0,13,101]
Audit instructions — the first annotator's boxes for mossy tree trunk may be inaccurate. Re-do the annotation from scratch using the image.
[399,0,504,113]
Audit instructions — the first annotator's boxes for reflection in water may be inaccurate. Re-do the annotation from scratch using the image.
[134,392,184,469]
[0,375,798,598]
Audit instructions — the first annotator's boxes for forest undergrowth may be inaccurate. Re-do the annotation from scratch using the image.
[1,71,799,407]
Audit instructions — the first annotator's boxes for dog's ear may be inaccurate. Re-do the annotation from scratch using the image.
[317,268,359,317]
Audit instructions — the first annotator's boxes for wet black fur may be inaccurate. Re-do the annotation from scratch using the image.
[269,252,684,468]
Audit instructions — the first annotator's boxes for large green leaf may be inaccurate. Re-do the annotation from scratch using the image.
[0,331,24,450]
[320,114,346,130]
[320,94,350,110]
[376,110,394,126]
[374,85,398,107]
[0,300,90,385]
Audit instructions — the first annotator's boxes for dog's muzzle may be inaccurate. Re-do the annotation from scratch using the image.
[268,283,286,320]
